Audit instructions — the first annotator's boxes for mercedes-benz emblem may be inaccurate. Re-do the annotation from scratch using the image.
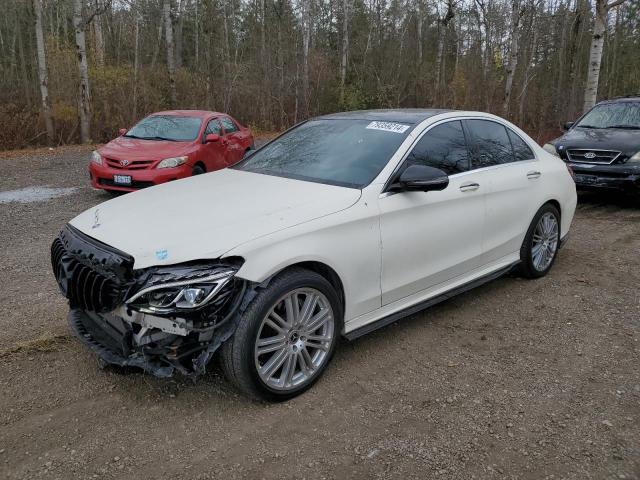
[584,152,597,159]
[120,159,130,166]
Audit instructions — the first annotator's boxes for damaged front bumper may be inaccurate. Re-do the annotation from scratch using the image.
[52,224,247,379]
[67,301,242,378]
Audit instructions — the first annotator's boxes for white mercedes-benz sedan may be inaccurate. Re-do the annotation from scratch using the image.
[51,109,577,400]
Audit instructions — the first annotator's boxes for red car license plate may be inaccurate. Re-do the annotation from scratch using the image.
[113,175,132,185]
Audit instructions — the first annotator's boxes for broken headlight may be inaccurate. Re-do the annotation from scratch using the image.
[126,268,237,314]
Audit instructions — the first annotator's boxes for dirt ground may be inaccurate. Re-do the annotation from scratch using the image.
[0,146,638,480]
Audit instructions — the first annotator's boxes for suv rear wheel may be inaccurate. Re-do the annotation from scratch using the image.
[221,268,341,401]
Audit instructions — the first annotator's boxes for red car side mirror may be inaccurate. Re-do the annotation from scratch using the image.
[205,133,221,143]
[118,128,127,136]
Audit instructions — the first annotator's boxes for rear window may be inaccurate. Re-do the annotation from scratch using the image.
[507,129,535,161]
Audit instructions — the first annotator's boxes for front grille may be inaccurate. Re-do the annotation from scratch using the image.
[567,149,621,164]
[104,158,155,170]
[51,226,134,313]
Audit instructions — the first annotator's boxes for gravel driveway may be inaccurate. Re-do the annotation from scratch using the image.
[0,146,638,479]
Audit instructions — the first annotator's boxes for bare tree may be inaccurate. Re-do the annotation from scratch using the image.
[340,0,351,104]
[435,0,455,91]
[503,0,525,116]
[93,1,105,67]
[132,13,141,121]
[582,0,628,112]
[73,0,92,143]
[33,0,54,144]
[301,0,311,116]
[164,0,177,106]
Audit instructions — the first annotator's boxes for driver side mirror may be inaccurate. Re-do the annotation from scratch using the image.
[205,133,221,143]
[562,121,574,131]
[118,128,127,136]
[392,164,449,192]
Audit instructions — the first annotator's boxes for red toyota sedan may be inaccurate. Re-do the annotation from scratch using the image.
[90,110,254,192]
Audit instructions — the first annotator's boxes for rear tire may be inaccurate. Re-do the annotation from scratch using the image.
[221,268,341,401]
[519,203,561,278]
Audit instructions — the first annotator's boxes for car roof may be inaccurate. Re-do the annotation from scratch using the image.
[151,110,225,119]
[315,109,455,124]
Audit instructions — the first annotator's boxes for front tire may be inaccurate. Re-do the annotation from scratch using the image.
[520,203,561,278]
[221,268,341,401]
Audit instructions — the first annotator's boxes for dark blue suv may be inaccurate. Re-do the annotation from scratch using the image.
[544,96,640,194]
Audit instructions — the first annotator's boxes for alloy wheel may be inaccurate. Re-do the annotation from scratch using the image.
[531,212,559,271]
[254,288,335,391]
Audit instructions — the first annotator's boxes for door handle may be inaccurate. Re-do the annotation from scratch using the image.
[527,171,541,179]
[459,182,480,192]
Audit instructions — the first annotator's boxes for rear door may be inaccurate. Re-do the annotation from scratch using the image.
[220,117,245,165]
[378,120,486,305]
[463,119,541,264]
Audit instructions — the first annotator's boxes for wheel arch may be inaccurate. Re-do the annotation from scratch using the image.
[540,198,562,233]
[194,161,206,172]
[241,259,347,323]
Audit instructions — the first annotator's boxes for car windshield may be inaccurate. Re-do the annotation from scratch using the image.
[234,119,413,188]
[576,102,640,129]
[125,115,202,141]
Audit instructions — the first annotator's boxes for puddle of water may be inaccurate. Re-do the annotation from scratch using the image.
[0,186,78,204]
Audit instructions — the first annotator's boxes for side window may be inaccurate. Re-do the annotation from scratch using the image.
[220,117,238,134]
[205,119,222,136]
[507,129,535,161]
[465,119,514,168]
[404,120,470,175]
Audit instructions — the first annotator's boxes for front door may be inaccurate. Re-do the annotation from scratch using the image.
[200,118,227,171]
[378,120,486,305]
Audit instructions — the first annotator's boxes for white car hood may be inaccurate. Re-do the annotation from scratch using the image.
[71,169,361,269]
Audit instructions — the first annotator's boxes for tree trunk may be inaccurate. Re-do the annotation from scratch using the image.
[435,19,444,90]
[340,0,349,104]
[583,0,629,112]
[503,0,521,116]
[301,0,311,116]
[583,0,607,112]
[417,0,423,65]
[33,0,55,144]
[93,4,105,67]
[163,0,177,107]
[175,0,184,69]
[132,14,140,122]
[194,0,199,65]
[73,0,91,144]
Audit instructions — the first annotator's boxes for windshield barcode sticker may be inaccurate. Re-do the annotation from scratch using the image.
[366,121,411,134]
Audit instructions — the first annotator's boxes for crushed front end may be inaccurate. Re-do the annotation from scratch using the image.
[51,224,246,379]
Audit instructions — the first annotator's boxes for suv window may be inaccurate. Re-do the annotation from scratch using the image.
[221,117,238,134]
[205,119,222,136]
[507,129,535,161]
[465,119,514,168]
[404,120,470,175]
